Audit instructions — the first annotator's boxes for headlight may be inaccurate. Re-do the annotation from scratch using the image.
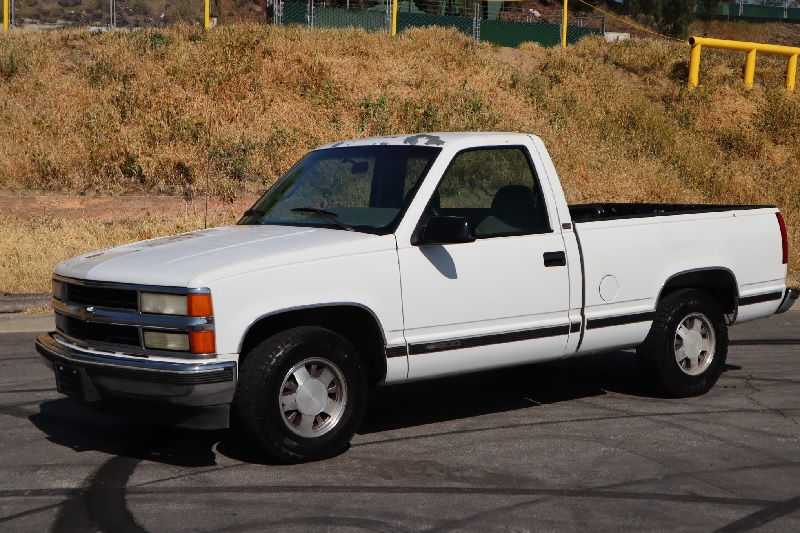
[52,280,65,301]
[143,331,190,351]
[139,292,213,316]
[140,293,187,315]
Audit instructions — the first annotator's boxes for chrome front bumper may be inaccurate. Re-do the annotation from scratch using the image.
[776,288,799,314]
[35,333,236,410]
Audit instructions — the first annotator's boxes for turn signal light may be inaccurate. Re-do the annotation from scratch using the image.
[187,293,214,317]
[189,330,216,354]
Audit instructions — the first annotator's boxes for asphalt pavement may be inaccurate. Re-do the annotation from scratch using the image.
[1,312,799,532]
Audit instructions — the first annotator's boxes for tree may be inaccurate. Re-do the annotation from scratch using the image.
[622,0,722,38]
[659,0,694,37]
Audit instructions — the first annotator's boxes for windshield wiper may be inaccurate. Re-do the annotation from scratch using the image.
[291,207,355,231]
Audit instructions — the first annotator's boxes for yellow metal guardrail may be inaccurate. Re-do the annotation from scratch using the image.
[689,36,800,92]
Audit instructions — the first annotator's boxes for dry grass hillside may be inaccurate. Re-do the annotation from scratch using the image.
[0,24,798,293]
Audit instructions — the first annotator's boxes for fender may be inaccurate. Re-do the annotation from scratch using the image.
[655,267,740,323]
[237,301,389,355]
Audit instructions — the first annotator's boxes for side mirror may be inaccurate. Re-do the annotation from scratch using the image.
[414,216,475,246]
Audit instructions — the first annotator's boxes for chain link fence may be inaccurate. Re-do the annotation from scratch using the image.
[480,2,599,48]
[396,0,474,37]
[210,0,270,25]
[6,0,599,48]
[312,0,389,31]
[11,0,108,28]
[706,1,800,21]
[114,0,202,28]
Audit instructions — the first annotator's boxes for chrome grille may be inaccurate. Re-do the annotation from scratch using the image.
[51,276,214,358]
[55,314,140,348]
[64,283,137,310]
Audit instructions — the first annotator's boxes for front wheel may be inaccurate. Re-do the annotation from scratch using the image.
[234,326,367,463]
[637,289,728,397]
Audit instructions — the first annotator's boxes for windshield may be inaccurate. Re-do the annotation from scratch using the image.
[239,145,441,234]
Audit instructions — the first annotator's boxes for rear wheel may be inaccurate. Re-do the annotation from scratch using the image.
[637,289,728,397]
[234,326,367,463]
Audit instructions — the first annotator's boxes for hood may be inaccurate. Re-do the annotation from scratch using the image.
[55,225,395,287]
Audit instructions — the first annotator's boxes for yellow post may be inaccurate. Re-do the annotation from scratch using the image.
[787,54,798,92]
[561,0,568,49]
[391,0,398,36]
[204,0,211,30]
[688,42,702,88]
[744,48,757,89]
[2,0,9,33]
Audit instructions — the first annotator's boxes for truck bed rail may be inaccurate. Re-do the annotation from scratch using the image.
[569,203,775,223]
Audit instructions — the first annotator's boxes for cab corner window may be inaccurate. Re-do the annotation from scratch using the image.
[426,147,551,239]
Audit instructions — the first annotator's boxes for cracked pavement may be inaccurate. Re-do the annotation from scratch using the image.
[1,312,799,532]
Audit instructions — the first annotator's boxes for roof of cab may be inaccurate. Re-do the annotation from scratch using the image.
[315,132,537,151]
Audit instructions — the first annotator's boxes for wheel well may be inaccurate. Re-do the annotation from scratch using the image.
[238,305,387,385]
[658,269,738,314]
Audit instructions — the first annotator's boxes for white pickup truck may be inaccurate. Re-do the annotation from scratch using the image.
[37,132,797,462]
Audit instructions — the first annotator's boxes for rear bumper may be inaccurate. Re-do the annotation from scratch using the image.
[776,288,799,315]
[35,333,236,428]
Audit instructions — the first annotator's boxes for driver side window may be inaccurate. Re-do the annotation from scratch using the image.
[427,147,551,238]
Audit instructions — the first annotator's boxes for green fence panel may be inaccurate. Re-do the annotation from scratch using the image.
[480,21,596,48]
[481,21,559,47]
[742,5,786,20]
[789,8,800,21]
[315,7,386,31]
[397,12,472,35]
[283,1,308,25]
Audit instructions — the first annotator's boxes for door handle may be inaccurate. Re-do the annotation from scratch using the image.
[543,251,566,267]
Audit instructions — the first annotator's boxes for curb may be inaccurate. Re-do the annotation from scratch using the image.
[0,293,50,314]
[0,314,55,334]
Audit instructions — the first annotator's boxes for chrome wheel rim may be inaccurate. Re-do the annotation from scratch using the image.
[278,357,347,438]
[673,312,716,376]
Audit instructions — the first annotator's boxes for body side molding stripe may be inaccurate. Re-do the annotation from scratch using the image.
[409,324,570,355]
[739,291,783,306]
[586,312,655,330]
[385,345,408,358]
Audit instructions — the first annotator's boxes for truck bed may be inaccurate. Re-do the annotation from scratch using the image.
[569,203,775,223]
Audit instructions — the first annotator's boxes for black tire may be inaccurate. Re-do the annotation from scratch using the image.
[234,326,367,463]
[637,289,728,397]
